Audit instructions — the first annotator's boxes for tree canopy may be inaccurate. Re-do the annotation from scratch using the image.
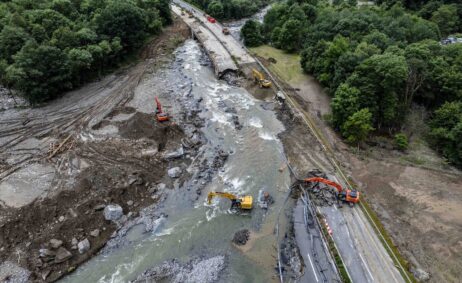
[186,0,269,20]
[244,0,462,167]
[0,0,171,104]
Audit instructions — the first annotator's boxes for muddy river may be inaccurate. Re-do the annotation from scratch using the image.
[62,39,291,282]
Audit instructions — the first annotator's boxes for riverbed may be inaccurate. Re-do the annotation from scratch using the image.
[62,39,291,283]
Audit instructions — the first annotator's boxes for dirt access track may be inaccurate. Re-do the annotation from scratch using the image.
[0,17,197,282]
[255,50,462,282]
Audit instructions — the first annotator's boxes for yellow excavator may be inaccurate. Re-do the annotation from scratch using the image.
[207,192,253,210]
[252,69,272,88]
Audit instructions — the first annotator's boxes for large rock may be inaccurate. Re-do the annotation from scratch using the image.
[232,229,250,245]
[90,229,100,237]
[104,204,123,221]
[54,247,72,263]
[412,268,430,282]
[49,239,63,249]
[168,167,182,178]
[78,238,90,254]
[163,147,184,160]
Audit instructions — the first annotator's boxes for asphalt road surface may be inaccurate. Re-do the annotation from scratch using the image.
[294,196,340,283]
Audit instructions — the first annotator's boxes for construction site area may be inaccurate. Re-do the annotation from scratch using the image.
[0,3,461,283]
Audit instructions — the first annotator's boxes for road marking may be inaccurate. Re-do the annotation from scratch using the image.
[359,252,375,282]
[307,253,319,282]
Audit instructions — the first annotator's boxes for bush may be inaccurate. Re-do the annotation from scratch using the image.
[394,133,409,150]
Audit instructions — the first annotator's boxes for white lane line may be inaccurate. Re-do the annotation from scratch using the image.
[307,253,319,282]
[359,252,375,282]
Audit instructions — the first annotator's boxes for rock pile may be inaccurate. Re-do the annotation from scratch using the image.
[232,229,250,245]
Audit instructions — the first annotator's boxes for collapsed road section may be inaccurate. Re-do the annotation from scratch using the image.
[171,5,238,77]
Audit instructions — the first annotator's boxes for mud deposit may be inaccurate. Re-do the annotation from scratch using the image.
[0,17,194,282]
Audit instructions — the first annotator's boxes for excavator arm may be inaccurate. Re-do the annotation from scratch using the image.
[303,177,343,193]
[155,97,169,122]
[155,97,163,114]
[303,177,360,204]
[207,192,253,210]
[207,192,237,203]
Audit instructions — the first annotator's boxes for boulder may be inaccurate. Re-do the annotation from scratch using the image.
[54,247,72,263]
[78,238,90,254]
[104,204,123,221]
[94,204,105,211]
[49,239,63,249]
[232,229,250,245]
[412,268,430,282]
[39,249,54,258]
[163,147,184,160]
[167,167,182,178]
[128,174,144,186]
[90,229,100,237]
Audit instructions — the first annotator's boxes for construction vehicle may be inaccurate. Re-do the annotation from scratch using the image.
[252,68,272,88]
[207,192,253,210]
[301,177,360,206]
[155,97,169,122]
[222,27,230,35]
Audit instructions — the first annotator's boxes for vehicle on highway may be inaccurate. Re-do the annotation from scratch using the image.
[207,16,216,23]
[222,27,230,35]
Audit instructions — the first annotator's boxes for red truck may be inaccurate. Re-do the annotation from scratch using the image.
[207,16,216,23]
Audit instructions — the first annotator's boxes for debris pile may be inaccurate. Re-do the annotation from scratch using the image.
[232,229,250,245]
[132,256,225,283]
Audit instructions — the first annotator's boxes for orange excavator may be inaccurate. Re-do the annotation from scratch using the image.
[155,97,169,122]
[302,177,360,206]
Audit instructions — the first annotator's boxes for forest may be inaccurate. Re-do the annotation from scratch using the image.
[185,0,269,20]
[0,0,171,104]
[242,0,462,167]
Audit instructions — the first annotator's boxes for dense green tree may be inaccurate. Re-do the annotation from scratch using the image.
[278,19,303,52]
[241,20,264,47]
[207,0,224,19]
[431,4,459,35]
[363,31,391,51]
[7,43,72,103]
[341,108,375,145]
[429,101,462,166]
[331,83,360,129]
[0,25,31,63]
[349,53,408,128]
[96,1,147,48]
[0,0,171,103]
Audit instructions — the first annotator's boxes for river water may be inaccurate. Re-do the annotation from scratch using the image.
[62,40,291,282]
